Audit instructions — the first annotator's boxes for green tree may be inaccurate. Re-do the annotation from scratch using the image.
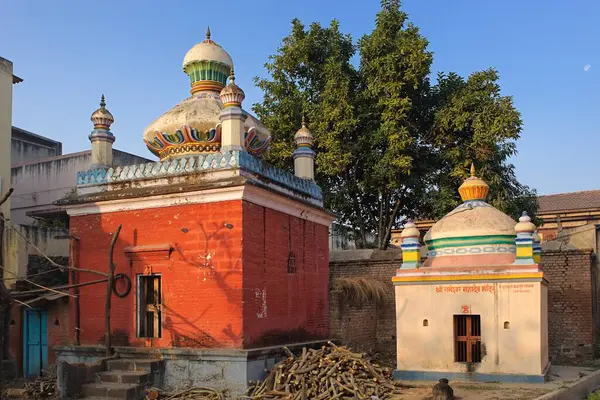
[420,69,538,222]
[253,1,538,249]
[357,0,433,248]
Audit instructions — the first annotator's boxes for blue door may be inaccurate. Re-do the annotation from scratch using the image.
[23,309,48,378]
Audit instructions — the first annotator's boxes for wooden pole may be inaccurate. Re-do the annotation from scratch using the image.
[105,225,122,357]
[0,188,14,392]
[70,239,81,345]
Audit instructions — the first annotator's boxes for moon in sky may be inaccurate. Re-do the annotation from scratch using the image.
[584,64,592,72]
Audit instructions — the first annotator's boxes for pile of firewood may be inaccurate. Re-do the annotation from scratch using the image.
[23,365,57,398]
[244,342,401,400]
[145,387,229,400]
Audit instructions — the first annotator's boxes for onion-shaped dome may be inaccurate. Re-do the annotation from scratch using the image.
[423,165,517,268]
[90,95,114,130]
[294,116,314,147]
[143,29,271,160]
[219,70,245,108]
[183,27,233,94]
[401,220,420,239]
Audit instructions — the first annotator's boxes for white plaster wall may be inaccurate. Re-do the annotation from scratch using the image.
[0,57,16,278]
[0,61,12,217]
[395,281,545,376]
[10,149,151,225]
[11,128,62,165]
[11,152,92,225]
[541,283,549,370]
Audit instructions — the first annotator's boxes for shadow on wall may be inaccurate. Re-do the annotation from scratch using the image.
[174,219,242,305]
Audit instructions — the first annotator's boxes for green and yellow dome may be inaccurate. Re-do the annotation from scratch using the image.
[423,165,517,267]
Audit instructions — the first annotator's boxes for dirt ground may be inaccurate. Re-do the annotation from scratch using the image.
[391,384,551,400]
[387,365,599,400]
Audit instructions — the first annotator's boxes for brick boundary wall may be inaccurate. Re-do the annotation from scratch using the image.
[329,250,400,354]
[329,248,599,363]
[540,249,598,363]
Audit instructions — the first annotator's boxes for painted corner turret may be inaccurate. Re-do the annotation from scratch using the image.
[219,69,247,152]
[293,116,315,180]
[400,220,421,269]
[514,211,537,265]
[89,95,115,169]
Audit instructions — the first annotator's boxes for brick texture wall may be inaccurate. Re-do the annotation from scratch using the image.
[540,249,597,362]
[68,195,330,351]
[70,200,245,349]
[329,250,400,354]
[242,202,330,348]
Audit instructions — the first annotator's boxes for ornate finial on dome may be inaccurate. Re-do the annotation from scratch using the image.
[400,220,422,269]
[90,94,114,130]
[515,211,536,233]
[458,163,489,202]
[294,115,314,147]
[205,26,211,41]
[400,220,420,238]
[219,68,245,108]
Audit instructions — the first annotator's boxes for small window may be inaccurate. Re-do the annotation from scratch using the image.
[287,252,296,274]
[454,315,482,363]
[423,319,429,327]
[504,321,510,329]
[137,275,162,338]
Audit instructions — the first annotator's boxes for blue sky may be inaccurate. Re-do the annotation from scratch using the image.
[2,0,599,195]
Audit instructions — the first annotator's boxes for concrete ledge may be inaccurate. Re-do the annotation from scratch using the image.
[54,345,107,365]
[393,369,546,384]
[535,368,600,400]
[113,339,335,361]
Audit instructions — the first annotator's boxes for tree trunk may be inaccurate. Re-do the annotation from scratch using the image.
[105,225,122,357]
[380,199,402,250]
[351,194,368,248]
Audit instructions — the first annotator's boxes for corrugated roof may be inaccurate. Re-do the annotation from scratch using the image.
[538,189,600,213]
[23,292,67,307]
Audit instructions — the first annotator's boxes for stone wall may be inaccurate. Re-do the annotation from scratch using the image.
[540,249,598,362]
[329,248,599,363]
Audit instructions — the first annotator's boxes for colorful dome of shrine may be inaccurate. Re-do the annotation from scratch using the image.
[423,165,517,267]
[143,28,271,160]
[90,95,114,130]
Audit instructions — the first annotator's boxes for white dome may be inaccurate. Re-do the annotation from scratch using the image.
[183,40,233,70]
[424,201,516,242]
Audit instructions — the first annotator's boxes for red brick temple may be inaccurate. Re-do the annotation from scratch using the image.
[49,30,334,397]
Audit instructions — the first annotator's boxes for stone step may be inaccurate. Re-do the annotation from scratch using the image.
[81,382,142,400]
[106,359,161,372]
[98,370,150,385]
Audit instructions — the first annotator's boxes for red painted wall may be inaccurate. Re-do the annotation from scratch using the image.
[242,202,330,347]
[70,200,244,348]
[68,195,330,350]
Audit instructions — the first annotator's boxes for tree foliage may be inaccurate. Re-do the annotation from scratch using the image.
[253,0,538,249]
